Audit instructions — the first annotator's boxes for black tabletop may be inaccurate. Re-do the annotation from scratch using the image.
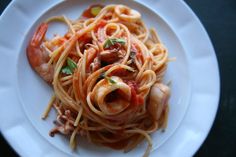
[0,0,236,157]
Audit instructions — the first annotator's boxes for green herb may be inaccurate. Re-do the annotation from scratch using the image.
[104,39,113,49]
[61,58,77,75]
[104,38,126,49]
[113,38,126,45]
[67,58,77,70]
[91,6,102,16]
[98,72,116,84]
[61,66,73,75]
[107,77,116,84]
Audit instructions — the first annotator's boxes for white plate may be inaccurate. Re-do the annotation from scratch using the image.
[0,0,220,157]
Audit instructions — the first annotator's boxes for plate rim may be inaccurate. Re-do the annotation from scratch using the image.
[181,0,220,155]
[0,0,220,157]
[137,1,220,156]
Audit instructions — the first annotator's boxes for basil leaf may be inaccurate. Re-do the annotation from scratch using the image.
[104,38,114,49]
[113,38,126,45]
[67,58,77,71]
[91,6,102,16]
[104,38,126,49]
[61,66,73,75]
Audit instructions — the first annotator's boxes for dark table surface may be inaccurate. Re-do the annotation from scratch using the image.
[1,0,236,156]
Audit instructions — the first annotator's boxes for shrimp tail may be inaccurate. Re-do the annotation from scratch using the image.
[31,23,48,47]
[27,23,53,83]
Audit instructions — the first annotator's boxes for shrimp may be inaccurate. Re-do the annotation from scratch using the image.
[27,23,54,83]
[147,83,170,121]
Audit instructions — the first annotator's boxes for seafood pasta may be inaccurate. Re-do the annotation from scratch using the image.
[27,4,170,157]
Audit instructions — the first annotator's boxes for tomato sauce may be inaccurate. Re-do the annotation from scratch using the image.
[109,68,131,77]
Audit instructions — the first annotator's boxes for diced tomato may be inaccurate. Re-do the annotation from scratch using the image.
[137,95,144,105]
[95,20,107,31]
[126,81,143,106]
[78,34,92,43]
[136,52,142,59]
[131,43,142,60]
[81,4,104,19]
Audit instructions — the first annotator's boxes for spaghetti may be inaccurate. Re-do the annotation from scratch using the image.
[26,4,171,157]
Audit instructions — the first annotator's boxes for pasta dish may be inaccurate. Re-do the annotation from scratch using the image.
[26,4,171,157]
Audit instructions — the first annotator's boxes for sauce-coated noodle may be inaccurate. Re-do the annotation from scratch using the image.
[26,4,171,157]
